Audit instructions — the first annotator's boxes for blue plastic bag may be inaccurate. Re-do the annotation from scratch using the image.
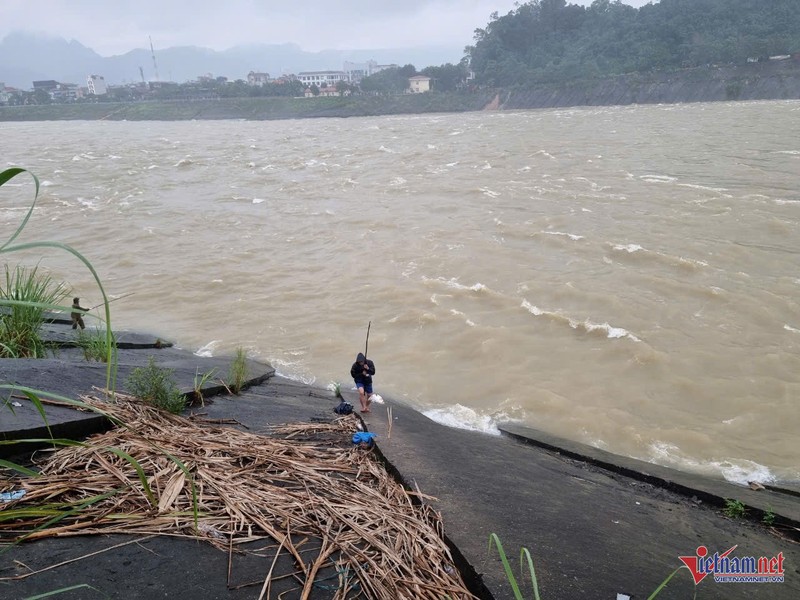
[0,490,26,502]
[352,432,376,447]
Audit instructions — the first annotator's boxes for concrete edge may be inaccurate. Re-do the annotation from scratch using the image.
[498,423,800,532]
[364,425,495,600]
[0,369,276,453]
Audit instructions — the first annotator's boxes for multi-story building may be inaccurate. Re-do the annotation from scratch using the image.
[298,71,347,88]
[87,75,107,95]
[343,60,398,83]
[247,71,271,86]
[408,75,432,93]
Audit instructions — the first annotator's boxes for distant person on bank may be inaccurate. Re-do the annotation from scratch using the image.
[350,352,376,413]
[71,297,88,330]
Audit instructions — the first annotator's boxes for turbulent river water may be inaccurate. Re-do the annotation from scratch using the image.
[2,100,799,485]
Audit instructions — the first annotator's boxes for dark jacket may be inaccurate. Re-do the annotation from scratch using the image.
[350,352,375,384]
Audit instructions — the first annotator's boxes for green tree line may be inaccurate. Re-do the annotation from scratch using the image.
[467,0,800,87]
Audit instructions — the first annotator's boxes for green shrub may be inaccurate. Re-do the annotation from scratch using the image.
[723,498,747,519]
[0,264,69,358]
[125,357,185,414]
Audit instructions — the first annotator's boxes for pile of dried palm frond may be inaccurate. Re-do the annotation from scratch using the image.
[0,393,476,599]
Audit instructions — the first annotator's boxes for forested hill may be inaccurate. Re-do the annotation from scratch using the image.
[467,0,800,87]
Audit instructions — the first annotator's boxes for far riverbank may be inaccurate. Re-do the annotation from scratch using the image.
[1,61,798,122]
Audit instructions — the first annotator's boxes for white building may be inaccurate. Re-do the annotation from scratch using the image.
[343,60,400,83]
[298,71,347,88]
[87,75,107,95]
[408,75,432,94]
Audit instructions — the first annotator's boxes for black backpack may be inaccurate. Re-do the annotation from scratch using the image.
[333,400,353,415]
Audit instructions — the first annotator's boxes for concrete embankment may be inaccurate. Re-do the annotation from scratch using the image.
[501,61,800,109]
[1,320,798,599]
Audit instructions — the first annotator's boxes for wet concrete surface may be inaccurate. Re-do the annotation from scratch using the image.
[1,323,798,599]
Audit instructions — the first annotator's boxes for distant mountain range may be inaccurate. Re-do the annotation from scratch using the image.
[0,32,464,90]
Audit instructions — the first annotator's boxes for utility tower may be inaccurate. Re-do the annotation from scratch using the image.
[149,36,160,82]
[139,66,146,85]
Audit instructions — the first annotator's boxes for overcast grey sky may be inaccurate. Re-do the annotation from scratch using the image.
[1,1,653,56]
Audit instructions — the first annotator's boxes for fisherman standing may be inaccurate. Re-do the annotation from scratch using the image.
[350,352,376,413]
[71,297,88,330]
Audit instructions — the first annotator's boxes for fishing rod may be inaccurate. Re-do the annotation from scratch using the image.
[364,321,371,359]
[88,292,136,311]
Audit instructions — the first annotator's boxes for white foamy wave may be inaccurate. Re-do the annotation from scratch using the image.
[195,340,221,357]
[252,198,266,204]
[542,231,584,241]
[774,198,800,205]
[481,187,500,198]
[77,198,98,210]
[520,300,640,341]
[401,261,417,278]
[639,174,677,184]
[450,309,477,326]
[784,324,800,333]
[678,183,730,195]
[521,300,544,316]
[677,256,708,268]
[613,243,644,253]
[648,442,776,486]
[378,145,395,153]
[174,158,193,167]
[271,358,316,385]
[389,176,406,186]
[422,404,501,436]
[609,243,707,270]
[572,319,639,341]
[422,276,489,293]
[40,180,55,187]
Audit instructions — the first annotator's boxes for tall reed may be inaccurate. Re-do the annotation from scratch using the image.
[0,263,69,358]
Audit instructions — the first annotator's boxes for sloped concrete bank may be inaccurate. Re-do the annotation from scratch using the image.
[501,61,800,109]
[2,321,799,598]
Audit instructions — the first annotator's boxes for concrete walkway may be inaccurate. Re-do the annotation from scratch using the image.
[1,324,798,599]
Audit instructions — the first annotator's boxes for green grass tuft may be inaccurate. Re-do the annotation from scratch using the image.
[125,357,185,414]
[227,347,249,395]
[192,367,217,406]
[77,327,116,362]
